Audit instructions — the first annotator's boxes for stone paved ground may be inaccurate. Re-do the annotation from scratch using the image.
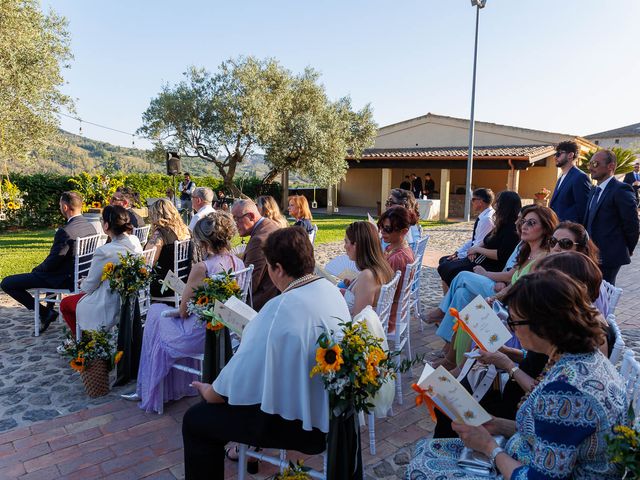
[1,221,639,479]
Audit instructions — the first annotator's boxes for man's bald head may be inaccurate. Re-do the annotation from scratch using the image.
[232,199,262,237]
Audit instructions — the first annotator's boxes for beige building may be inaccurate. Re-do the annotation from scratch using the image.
[339,113,596,219]
[585,122,640,151]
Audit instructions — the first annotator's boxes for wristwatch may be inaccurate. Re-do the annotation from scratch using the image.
[508,365,519,380]
[489,446,505,466]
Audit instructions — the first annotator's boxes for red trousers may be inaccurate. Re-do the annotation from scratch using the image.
[59,293,86,332]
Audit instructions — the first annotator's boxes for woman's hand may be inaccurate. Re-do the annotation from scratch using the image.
[477,350,514,371]
[493,282,507,292]
[485,296,496,306]
[343,278,352,287]
[467,245,480,256]
[191,381,224,403]
[452,422,497,457]
[473,265,487,276]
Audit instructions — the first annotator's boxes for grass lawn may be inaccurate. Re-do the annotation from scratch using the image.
[0,216,451,280]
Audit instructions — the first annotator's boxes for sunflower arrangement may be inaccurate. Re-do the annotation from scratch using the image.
[311,320,404,415]
[607,423,640,479]
[61,328,123,373]
[187,269,242,331]
[0,178,26,216]
[102,252,155,298]
[271,461,312,479]
[68,172,119,212]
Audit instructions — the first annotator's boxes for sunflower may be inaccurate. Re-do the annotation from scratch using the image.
[206,321,225,331]
[114,351,124,364]
[6,201,18,210]
[196,295,210,306]
[367,347,386,367]
[101,262,115,281]
[91,201,102,208]
[70,357,85,372]
[313,344,344,374]
[138,267,148,276]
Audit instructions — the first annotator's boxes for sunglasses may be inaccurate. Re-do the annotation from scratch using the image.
[549,237,579,250]
[385,199,401,207]
[518,218,538,228]
[555,150,566,158]
[379,224,396,234]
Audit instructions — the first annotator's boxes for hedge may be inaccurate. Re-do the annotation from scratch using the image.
[0,173,281,229]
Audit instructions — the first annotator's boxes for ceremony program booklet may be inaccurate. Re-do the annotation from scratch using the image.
[213,296,258,336]
[417,363,491,426]
[314,265,339,284]
[457,295,512,352]
[160,270,186,296]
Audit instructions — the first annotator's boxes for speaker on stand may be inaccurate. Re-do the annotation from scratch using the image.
[166,152,181,209]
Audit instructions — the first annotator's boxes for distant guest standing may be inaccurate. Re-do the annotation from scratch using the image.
[410,173,423,200]
[548,140,591,223]
[584,149,639,284]
[423,173,436,199]
[400,175,411,191]
[179,173,196,216]
[622,161,640,207]
[111,191,145,229]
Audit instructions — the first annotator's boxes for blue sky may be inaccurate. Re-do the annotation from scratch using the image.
[43,0,640,149]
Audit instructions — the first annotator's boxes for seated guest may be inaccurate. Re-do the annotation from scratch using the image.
[436,205,557,369]
[433,250,612,439]
[288,195,314,235]
[231,199,280,311]
[145,199,191,298]
[189,187,215,231]
[384,188,422,247]
[125,211,244,412]
[343,222,394,317]
[182,227,350,479]
[378,206,416,333]
[59,205,143,333]
[0,191,97,332]
[406,270,626,479]
[256,195,288,228]
[437,188,495,287]
[111,189,145,228]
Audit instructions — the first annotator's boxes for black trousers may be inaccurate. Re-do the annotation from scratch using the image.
[601,265,621,286]
[437,256,476,286]
[182,402,326,480]
[0,272,64,312]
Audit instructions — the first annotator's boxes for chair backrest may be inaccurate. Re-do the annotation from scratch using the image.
[228,264,255,307]
[602,280,623,315]
[133,225,151,245]
[141,247,157,267]
[607,314,626,365]
[73,233,108,292]
[412,235,429,262]
[620,349,640,423]
[394,258,422,333]
[173,239,192,305]
[309,224,319,244]
[138,247,157,317]
[375,271,401,331]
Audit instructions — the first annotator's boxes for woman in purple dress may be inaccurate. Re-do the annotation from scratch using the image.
[124,211,244,413]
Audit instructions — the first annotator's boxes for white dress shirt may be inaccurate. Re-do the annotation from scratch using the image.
[188,204,215,231]
[457,206,495,259]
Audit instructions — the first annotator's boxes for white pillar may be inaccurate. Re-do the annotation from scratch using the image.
[380,168,392,213]
[439,169,450,221]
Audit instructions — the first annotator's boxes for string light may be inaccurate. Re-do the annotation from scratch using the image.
[58,112,154,144]
[78,119,83,136]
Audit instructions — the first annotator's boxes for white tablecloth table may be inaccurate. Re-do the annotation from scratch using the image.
[417,199,440,220]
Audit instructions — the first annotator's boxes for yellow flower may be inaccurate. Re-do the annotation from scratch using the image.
[313,344,344,374]
[368,347,386,367]
[91,201,102,208]
[101,262,115,281]
[114,351,123,364]
[6,201,18,210]
[196,296,209,306]
[70,357,85,372]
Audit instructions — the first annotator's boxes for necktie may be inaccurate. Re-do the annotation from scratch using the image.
[586,186,601,231]
[471,216,480,243]
[635,173,639,181]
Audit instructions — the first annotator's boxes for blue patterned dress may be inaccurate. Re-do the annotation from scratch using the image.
[406,352,626,479]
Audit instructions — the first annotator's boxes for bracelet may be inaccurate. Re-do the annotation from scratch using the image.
[521,349,527,359]
[508,366,519,380]
[489,446,505,466]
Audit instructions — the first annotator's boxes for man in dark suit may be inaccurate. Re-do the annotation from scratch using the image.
[1,191,98,331]
[410,173,423,199]
[423,173,436,199]
[548,140,591,223]
[584,149,639,284]
[622,161,640,207]
[399,176,411,191]
[231,199,280,311]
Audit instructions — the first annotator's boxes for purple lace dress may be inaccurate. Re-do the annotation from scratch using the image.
[136,253,244,413]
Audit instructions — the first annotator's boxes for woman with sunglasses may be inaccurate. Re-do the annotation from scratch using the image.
[377,206,416,332]
[407,270,625,479]
[384,188,422,248]
[343,221,394,318]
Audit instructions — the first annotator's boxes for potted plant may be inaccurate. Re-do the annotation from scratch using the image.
[534,187,551,200]
[61,328,122,398]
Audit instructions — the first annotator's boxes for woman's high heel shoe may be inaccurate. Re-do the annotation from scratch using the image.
[120,392,140,401]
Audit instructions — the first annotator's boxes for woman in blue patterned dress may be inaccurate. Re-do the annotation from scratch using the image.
[406,270,626,480]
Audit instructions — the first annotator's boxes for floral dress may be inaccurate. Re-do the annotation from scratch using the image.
[405,351,626,479]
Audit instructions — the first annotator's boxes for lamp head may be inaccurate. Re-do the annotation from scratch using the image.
[471,0,487,7]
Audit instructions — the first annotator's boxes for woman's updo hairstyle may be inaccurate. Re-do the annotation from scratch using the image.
[193,211,237,253]
[378,205,417,232]
[102,205,133,235]
[502,270,605,354]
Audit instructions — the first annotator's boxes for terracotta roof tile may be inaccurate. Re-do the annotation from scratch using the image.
[351,145,554,161]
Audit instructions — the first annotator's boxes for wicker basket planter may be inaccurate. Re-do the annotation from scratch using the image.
[80,359,110,398]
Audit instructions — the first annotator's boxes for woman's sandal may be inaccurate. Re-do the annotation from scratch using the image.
[224,445,260,473]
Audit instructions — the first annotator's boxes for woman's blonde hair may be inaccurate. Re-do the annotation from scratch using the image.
[288,195,312,221]
[256,195,288,228]
[148,199,190,240]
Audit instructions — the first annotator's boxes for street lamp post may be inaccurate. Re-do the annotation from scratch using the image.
[463,0,487,221]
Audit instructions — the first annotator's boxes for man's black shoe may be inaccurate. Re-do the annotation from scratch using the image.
[39,309,59,333]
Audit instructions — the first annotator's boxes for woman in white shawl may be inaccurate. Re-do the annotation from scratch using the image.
[183,226,350,479]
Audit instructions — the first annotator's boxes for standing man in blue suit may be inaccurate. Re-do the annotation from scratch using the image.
[584,149,639,285]
[548,140,591,223]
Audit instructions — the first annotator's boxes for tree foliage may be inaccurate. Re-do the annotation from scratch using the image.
[579,147,640,176]
[0,0,73,165]
[138,57,377,194]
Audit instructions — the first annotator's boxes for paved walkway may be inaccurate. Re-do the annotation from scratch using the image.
[1,222,638,479]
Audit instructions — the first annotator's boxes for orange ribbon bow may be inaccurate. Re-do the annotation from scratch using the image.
[449,308,487,351]
[411,383,440,422]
